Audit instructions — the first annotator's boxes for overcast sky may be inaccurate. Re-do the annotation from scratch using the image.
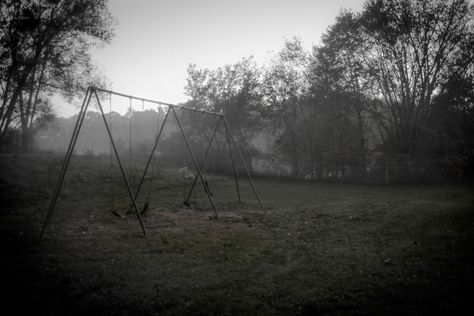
[56,0,366,117]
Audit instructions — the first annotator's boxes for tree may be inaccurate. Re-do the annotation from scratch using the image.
[317,10,373,178]
[185,57,263,166]
[359,0,474,158]
[311,0,474,182]
[305,47,362,180]
[426,67,474,180]
[263,38,312,176]
[0,0,114,151]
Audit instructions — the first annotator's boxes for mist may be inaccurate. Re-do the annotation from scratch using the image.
[1,0,473,315]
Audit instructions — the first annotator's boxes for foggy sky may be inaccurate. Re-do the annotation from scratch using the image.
[56,0,366,117]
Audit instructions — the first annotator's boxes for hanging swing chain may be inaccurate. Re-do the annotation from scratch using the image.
[129,97,133,184]
[109,92,114,210]
[147,103,160,202]
[93,90,147,236]
[130,106,171,205]
[171,106,218,217]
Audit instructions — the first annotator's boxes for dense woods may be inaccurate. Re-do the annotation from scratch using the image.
[2,0,473,183]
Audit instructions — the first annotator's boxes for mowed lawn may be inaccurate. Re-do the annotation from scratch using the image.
[1,154,473,315]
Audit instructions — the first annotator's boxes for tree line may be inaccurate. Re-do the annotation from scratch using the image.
[183,0,474,182]
[2,0,473,182]
[35,106,255,175]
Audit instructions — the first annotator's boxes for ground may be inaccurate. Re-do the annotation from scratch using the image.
[1,153,473,315]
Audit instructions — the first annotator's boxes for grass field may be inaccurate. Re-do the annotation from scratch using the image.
[1,153,473,315]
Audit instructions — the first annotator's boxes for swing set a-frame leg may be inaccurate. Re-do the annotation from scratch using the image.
[184,116,222,205]
[223,117,264,209]
[183,114,263,210]
[113,106,171,217]
[40,87,147,241]
[171,106,219,219]
[224,118,242,203]
[40,88,92,241]
[93,89,147,237]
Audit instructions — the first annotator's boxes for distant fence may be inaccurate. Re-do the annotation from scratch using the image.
[383,158,426,184]
[381,157,464,184]
[251,153,462,184]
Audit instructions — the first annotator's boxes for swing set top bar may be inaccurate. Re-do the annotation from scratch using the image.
[92,86,224,117]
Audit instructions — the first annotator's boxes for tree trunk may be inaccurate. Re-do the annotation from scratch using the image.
[21,120,33,153]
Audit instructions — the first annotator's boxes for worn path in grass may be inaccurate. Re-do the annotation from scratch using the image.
[1,154,473,315]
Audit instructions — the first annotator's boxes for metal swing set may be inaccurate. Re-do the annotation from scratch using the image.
[40,86,263,240]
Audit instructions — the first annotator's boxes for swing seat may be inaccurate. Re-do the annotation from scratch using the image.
[204,179,213,196]
[141,201,150,215]
[112,210,125,218]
